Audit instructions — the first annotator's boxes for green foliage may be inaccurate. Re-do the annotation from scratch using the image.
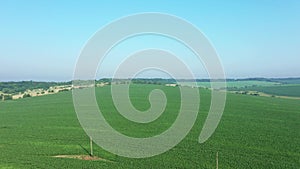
[0,84,299,168]
[0,81,71,94]
[23,93,31,98]
[48,90,54,93]
[268,78,300,84]
[218,79,300,97]
[59,89,69,92]
[233,84,300,97]
[3,95,12,100]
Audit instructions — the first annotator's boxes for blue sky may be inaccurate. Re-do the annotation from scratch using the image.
[1,0,299,81]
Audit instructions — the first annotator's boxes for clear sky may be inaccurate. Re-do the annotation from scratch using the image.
[1,0,299,81]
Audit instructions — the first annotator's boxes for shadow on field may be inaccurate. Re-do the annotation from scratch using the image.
[79,144,91,156]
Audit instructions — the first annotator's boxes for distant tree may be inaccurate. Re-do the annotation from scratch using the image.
[23,94,31,98]
[241,91,248,95]
[3,95,12,100]
[2,88,13,94]
[59,89,69,92]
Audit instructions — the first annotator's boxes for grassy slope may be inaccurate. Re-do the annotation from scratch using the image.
[0,84,299,168]
[237,85,300,97]
[197,81,279,88]
[270,78,300,84]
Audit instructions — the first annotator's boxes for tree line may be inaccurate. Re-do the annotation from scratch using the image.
[0,81,71,94]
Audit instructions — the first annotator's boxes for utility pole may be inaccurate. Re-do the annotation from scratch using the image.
[216,151,219,169]
[90,136,93,156]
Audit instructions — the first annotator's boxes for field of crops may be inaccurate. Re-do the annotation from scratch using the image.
[234,84,300,97]
[180,80,279,89]
[1,84,300,168]
[270,78,300,84]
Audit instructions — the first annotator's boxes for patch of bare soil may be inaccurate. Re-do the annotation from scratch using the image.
[53,155,112,162]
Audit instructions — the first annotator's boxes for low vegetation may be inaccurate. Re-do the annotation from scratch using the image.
[0,84,299,168]
[0,81,71,94]
[231,84,300,97]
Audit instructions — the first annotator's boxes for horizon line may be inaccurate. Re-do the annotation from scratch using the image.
[0,77,300,83]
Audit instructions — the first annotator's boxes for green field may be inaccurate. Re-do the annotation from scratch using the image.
[269,78,300,84]
[234,84,300,97]
[1,84,300,168]
[180,80,280,89]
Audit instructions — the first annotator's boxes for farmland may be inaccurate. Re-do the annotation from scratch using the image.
[224,79,300,98]
[197,80,280,88]
[0,84,299,168]
[179,78,300,98]
[231,84,300,97]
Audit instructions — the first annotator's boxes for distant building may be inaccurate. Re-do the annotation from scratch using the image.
[165,84,177,87]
